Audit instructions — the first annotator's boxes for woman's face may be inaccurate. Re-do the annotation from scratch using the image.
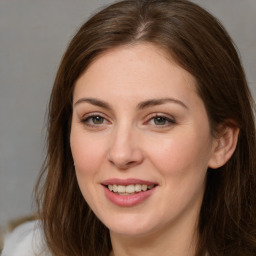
[70,44,217,237]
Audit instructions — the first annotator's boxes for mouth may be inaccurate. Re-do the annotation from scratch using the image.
[101,178,158,196]
[101,179,158,207]
[105,184,157,195]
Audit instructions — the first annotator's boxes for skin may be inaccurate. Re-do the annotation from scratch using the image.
[70,44,225,256]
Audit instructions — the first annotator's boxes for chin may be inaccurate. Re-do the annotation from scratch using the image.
[100,212,161,237]
[109,224,154,237]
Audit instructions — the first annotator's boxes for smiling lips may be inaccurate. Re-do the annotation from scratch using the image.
[102,179,158,207]
[108,184,154,194]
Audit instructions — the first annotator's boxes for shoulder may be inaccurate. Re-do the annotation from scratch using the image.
[2,220,51,256]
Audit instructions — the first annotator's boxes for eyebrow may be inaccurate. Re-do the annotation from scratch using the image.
[137,98,188,110]
[74,97,188,110]
[74,98,111,109]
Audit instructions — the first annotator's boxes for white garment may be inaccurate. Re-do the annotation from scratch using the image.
[2,220,50,256]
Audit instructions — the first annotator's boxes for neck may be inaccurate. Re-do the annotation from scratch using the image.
[110,214,198,256]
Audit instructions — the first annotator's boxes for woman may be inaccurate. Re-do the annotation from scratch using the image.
[3,0,256,255]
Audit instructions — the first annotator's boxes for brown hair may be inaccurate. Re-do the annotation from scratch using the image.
[35,0,256,255]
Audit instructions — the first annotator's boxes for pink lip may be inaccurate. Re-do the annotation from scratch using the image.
[101,178,158,207]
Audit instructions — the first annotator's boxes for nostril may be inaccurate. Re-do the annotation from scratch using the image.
[126,160,136,166]
[108,158,137,169]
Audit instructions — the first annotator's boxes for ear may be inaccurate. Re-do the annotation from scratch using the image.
[208,123,239,169]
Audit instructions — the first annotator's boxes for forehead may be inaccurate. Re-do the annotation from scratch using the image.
[73,43,198,106]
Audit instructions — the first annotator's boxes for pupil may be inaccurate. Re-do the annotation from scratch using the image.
[155,117,165,125]
[93,116,103,124]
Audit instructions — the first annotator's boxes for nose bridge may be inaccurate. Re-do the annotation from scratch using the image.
[108,121,143,169]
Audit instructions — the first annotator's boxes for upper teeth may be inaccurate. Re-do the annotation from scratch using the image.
[108,184,154,194]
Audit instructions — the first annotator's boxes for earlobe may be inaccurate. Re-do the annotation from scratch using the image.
[208,124,239,169]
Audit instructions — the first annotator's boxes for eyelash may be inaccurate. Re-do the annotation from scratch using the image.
[145,114,176,128]
[81,113,176,129]
[81,113,109,128]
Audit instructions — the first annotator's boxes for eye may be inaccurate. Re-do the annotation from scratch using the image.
[152,116,169,125]
[89,116,105,124]
[81,114,109,127]
[147,114,176,127]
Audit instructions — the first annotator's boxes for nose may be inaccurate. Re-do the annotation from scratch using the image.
[107,126,144,170]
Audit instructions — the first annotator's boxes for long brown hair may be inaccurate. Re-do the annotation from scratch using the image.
[35,0,256,255]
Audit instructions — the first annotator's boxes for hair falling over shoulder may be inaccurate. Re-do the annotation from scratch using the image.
[35,0,256,255]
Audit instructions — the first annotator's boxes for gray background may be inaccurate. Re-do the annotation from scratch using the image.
[0,0,255,231]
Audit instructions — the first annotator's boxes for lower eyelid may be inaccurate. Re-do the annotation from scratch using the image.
[81,113,112,128]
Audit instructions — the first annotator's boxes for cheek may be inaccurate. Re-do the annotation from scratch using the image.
[146,132,211,212]
[70,130,107,208]
[146,130,212,177]
[70,129,106,176]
